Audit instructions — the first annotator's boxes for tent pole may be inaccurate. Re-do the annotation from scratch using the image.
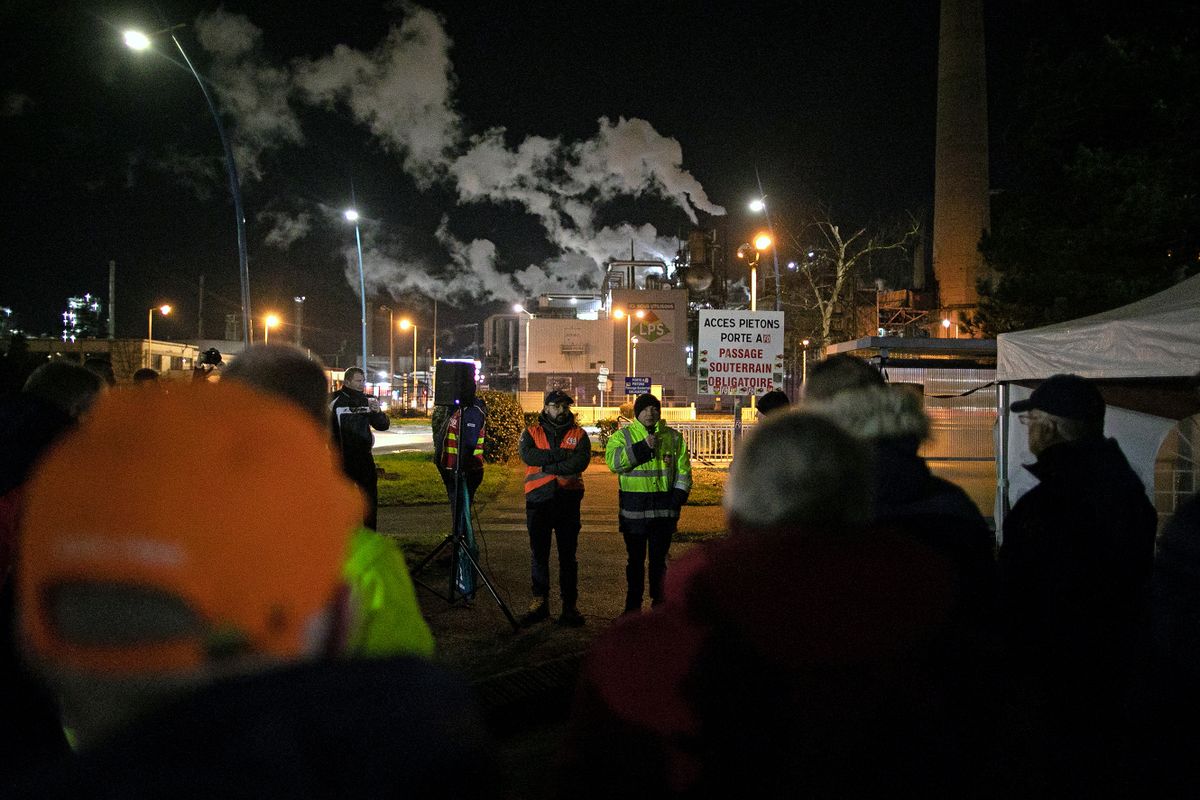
[995,382,1010,541]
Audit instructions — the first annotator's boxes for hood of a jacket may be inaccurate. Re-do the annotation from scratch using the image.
[807,385,930,446]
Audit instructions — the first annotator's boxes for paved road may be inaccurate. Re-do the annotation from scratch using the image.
[372,426,433,453]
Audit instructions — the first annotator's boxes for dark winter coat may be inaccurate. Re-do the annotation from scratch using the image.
[328,387,389,485]
[1000,436,1156,672]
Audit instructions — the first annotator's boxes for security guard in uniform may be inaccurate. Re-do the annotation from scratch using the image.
[605,393,691,613]
[517,390,590,626]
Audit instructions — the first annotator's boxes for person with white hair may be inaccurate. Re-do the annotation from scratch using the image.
[565,412,987,797]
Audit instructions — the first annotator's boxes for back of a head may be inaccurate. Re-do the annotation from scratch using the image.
[724,411,873,530]
[222,344,330,428]
[84,358,116,387]
[22,361,104,418]
[17,382,362,747]
[803,355,884,402]
[756,389,790,416]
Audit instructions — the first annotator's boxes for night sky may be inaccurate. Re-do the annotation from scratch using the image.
[3,1,1043,356]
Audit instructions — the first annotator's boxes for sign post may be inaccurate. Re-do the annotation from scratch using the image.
[598,366,609,408]
[624,376,651,396]
[697,310,785,444]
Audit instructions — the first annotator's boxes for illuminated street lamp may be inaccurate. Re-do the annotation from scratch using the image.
[399,318,417,408]
[124,27,250,347]
[344,208,367,370]
[612,308,645,383]
[263,313,280,344]
[513,304,534,391]
[736,234,773,312]
[801,338,811,384]
[631,336,640,378]
[146,304,171,368]
[942,317,959,339]
[749,193,783,312]
[380,305,395,395]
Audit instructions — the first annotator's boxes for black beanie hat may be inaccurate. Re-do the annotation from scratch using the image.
[633,393,661,418]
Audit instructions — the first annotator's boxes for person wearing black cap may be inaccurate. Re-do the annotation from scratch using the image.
[605,393,692,613]
[516,389,591,626]
[1000,373,1156,791]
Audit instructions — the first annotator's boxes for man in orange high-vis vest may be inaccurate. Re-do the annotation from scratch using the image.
[517,390,591,627]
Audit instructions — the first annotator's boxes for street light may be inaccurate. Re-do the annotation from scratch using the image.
[749,188,783,312]
[612,308,645,384]
[263,313,280,344]
[942,317,959,338]
[146,304,171,368]
[631,336,640,378]
[513,304,534,391]
[801,338,811,384]
[344,208,368,371]
[399,318,417,408]
[380,306,395,398]
[736,234,772,312]
[124,27,250,347]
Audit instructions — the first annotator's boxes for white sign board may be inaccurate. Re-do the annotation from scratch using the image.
[697,310,785,396]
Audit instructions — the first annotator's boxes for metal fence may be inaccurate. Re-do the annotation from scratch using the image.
[884,368,997,461]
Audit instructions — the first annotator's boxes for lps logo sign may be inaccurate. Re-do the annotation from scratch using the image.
[632,308,672,343]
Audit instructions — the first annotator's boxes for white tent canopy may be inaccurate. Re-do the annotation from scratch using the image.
[995,274,1200,531]
[997,273,1200,382]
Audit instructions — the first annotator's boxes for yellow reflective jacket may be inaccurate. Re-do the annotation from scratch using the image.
[605,419,692,521]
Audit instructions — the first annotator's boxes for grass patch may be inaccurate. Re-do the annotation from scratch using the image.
[385,416,434,427]
[685,468,726,506]
[375,452,508,506]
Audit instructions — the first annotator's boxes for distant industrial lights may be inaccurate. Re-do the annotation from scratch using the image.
[123,30,151,50]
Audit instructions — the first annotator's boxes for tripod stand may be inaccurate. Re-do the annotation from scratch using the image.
[413,410,519,631]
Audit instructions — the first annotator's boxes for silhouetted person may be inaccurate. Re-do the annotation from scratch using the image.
[1000,374,1157,793]
[0,362,103,779]
[755,388,789,416]
[329,367,389,529]
[802,353,884,401]
[566,413,989,796]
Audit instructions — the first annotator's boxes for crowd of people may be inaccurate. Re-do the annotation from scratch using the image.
[0,346,1196,795]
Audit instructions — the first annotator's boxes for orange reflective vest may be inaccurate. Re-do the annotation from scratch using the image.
[523,424,586,495]
[442,406,485,471]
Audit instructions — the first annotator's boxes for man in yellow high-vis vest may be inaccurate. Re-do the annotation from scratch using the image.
[605,393,691,613]
[517,390,591,626]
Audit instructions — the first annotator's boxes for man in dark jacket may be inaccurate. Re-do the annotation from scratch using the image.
[329,367,389,529]
[517,390,590,627]
[1000,373,1157,792]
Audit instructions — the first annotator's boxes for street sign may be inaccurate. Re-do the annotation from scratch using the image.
[598,366,609,375]
[625,376,651,394]
[697,310,785,396]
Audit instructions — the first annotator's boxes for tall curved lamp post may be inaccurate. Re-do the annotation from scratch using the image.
[124,28,250,347]
[344,209,368,370]
[146,304,171,369]
[513,304,534,391]
[631,336,640,378]
[736,234,773,312]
